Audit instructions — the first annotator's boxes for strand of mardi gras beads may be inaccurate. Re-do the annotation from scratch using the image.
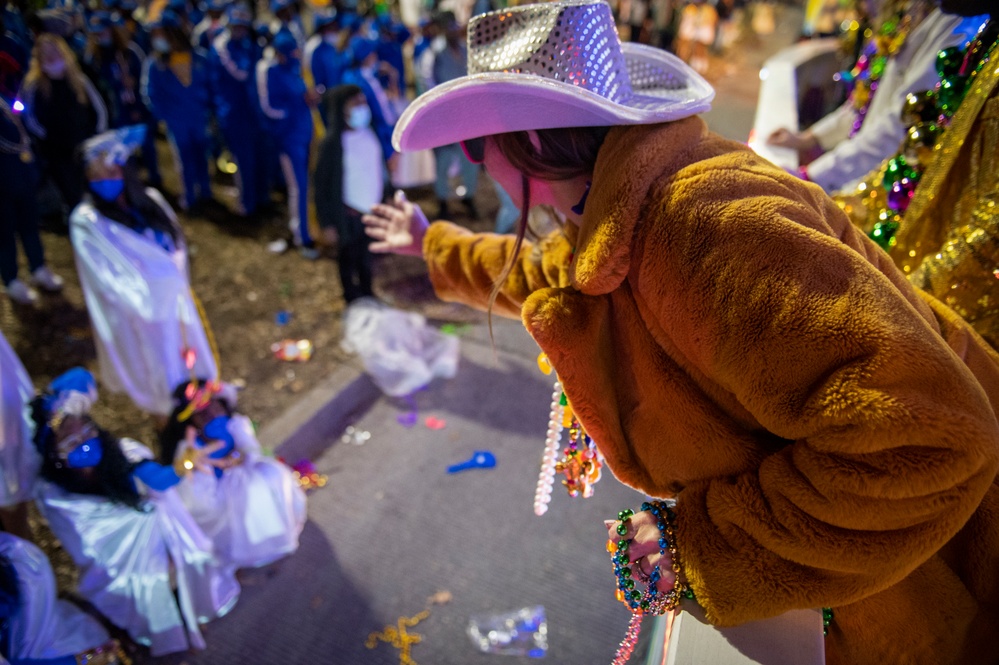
[534,378,564,516]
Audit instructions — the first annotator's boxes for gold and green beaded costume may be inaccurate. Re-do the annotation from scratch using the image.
[898,52,999,348]
[836,29,999,348]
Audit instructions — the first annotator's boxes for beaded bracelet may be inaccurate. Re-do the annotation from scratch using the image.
[609,501,691,614]
[608,501,691,664]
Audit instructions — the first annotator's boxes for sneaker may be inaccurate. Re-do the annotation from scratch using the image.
[31,266,64,292]
[267,238,290,254]
[5,279,38,305]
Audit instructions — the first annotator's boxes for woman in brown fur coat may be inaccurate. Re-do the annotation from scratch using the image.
[363,2,999,663]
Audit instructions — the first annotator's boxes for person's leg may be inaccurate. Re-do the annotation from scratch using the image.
[291,141,311,247]
[13,179,46,274]
[337,239,361,302]
[166,128,194,210]
[0,191,20,286]
[142,117,162,188]
[432,144,453,219]
[47,153,81,213]
[193,129,213,204]
[459,151,481,218]
[278,140,312,248]
[356,236,374,298]
[222,120,257,215]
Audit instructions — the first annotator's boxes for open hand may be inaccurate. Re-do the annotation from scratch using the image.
[362,190,429,256]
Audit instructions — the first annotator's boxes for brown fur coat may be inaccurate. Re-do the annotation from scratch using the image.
[423,117,999,664]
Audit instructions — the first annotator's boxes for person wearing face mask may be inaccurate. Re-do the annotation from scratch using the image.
[314,84,382,302]
[0,88,64,305]
[31,367,240,657]
[69,126,219,417]
[20,32,108,217]
[304,8,348,125]
[141,9,214,212]
[83,11,162,189]
[420,11,478,221]
[269,0,306,48]
[158,379,307,570]
[209,3,268,217]
[343,36,400,196]
[257,27,319,257]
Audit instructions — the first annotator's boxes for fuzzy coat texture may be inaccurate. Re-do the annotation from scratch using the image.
[423,117,999,664]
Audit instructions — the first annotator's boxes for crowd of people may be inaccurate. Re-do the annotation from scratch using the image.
[1,0,489,311]
[1,0,999,662]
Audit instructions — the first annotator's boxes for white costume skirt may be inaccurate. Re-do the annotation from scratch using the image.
[36,480,240,656]
[0,532,111,660]
[176,415,307,569]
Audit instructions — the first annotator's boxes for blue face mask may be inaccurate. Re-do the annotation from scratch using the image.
[91,178,124,201]
[66,437,103,468]
[347,105,371,130]
[202,415,235,455]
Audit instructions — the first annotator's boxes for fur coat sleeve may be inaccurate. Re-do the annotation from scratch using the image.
[423,221,575,319]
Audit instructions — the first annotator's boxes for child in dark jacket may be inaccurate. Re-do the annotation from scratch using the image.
[314,84,382,302]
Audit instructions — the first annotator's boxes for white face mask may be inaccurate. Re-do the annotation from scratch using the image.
[152,36,171,54]
[346,104,371,129]
[41,60,67,78]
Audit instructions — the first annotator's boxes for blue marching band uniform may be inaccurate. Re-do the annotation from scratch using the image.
[1,0,418,233]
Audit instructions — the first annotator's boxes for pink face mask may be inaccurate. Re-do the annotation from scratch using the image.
[41,59,67,78]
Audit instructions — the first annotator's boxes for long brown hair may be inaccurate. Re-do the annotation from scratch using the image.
[485,126,609,327]
[23,33,89,105]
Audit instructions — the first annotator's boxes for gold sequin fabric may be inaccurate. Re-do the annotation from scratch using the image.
[896,55,999,348]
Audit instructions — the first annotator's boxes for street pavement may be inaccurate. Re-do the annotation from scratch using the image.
[137,11,804,663]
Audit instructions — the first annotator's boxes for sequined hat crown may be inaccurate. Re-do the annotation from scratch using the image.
[393,0,714,152]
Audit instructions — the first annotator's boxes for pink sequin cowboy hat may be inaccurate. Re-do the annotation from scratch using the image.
[393,0,714,152]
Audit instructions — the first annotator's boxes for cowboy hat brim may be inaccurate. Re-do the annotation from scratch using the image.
[393,43,714,152]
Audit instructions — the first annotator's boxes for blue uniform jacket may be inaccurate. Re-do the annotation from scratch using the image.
[304,35,347,91]
[141,49,212,133]
[256,55,312,146]
[208,31,262,130]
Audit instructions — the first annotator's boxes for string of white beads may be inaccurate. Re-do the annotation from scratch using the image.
[533,380,564,516]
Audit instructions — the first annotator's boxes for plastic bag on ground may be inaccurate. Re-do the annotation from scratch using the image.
[341,298,459,397]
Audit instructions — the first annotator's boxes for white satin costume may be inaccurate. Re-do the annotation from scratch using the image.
[0,532,112,662]
[176,414,306,569]
[69,190,217,416]
[0,332,39,508]
[35,439,240,656]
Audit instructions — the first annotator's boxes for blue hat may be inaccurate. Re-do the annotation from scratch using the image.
[272,27,298,57]
[339,11,360,34]
[42,367,98,424]
[81,124,148,166]
[227,3,253,27]
[149,8,182,30]
[349,36,377,66]
[313,8,338,32]
[270,0,295,13]
[205,0,227,12]
[87,10,112,32]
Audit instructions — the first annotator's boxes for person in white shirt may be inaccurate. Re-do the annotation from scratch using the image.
[767,7,984,192]
[314,84,382,302]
